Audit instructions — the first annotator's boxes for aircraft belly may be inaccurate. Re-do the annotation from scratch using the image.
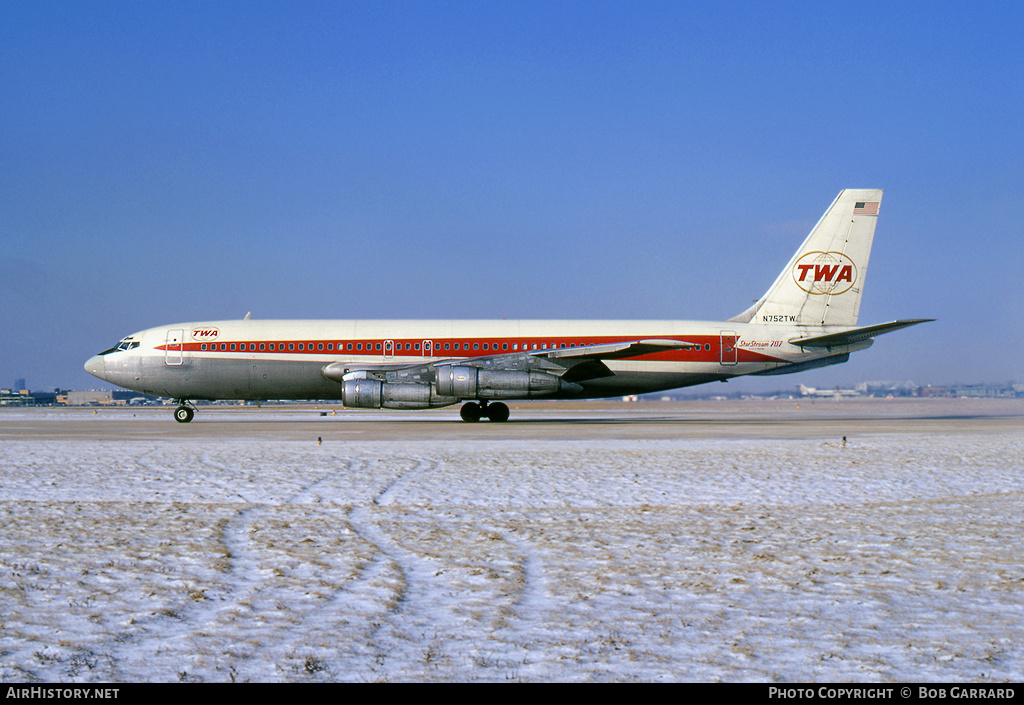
[570,360,728,398]
[142,356,342,401]
[248,359,342,400]
[570,373,724,398]
[563,357,790,398]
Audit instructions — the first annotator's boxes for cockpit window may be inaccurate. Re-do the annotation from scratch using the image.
[98,336,140,355]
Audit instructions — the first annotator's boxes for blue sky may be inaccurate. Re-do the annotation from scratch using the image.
[2,1,1022,392]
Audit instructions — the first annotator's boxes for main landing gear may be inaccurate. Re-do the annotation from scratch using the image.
[174,401,196,423]
[459,400,510,423]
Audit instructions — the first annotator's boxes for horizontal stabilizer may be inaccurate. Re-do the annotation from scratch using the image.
[790,319,934,348]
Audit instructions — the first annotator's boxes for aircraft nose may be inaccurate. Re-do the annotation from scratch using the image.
[84,355,106,380]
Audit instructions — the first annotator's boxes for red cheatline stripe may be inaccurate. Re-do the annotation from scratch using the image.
[155,335,788,364]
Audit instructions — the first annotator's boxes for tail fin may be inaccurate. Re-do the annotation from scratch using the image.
[731,189,883,327]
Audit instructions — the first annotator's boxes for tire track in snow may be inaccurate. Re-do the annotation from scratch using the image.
[336,455,530,679]
[239,457,414,678]
[198,453,439,679]
[84,448,523,680]
[473,520,552,676]
[342,457,441,677]
[373,456,434,507]
[338,456,557,679]
[90,450,375,679]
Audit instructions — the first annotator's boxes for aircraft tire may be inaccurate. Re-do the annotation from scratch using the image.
[174,406,194,423]
[486,402,510,422]
[460,402,482,423]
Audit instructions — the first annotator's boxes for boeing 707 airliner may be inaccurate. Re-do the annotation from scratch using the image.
[85,189,931,422]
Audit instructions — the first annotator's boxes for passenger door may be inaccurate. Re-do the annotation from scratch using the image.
[719,331,738,366]
[165,329,184,366]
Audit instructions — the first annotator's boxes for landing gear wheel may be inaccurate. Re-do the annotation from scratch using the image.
[460,401,510,422]
[486,402,510,422]
[460,402,482,423]
[174,406,194,423]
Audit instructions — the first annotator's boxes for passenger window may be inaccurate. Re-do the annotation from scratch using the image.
[483,343,489,350]
[503,343,508,350]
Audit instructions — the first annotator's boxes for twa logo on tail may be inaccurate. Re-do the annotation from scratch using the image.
[792,251,857,295]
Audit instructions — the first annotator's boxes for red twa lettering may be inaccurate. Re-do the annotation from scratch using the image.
[798,264,853,282]
[814,264,839,281]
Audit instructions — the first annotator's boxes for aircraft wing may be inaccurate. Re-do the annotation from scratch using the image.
[539,338,698,361]
[322,338,697,386]
[790,319,934,348]
[528,338,698,383]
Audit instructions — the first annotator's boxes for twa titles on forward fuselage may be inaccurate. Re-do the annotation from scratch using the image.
[85,189,931,422]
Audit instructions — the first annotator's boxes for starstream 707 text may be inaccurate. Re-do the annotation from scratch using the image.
[6,688,119,699]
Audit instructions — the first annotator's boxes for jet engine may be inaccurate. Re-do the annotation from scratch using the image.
[341,379,457,410]
[435,365,564,399]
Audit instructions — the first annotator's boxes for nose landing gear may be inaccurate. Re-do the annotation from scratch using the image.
[459,400,510,423]
[173,401,195,423]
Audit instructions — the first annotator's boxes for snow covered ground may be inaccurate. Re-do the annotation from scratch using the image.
[1,407,1022,682]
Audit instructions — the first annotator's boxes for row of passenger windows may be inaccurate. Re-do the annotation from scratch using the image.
[200,341,562,352]
[198,341,713,353]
